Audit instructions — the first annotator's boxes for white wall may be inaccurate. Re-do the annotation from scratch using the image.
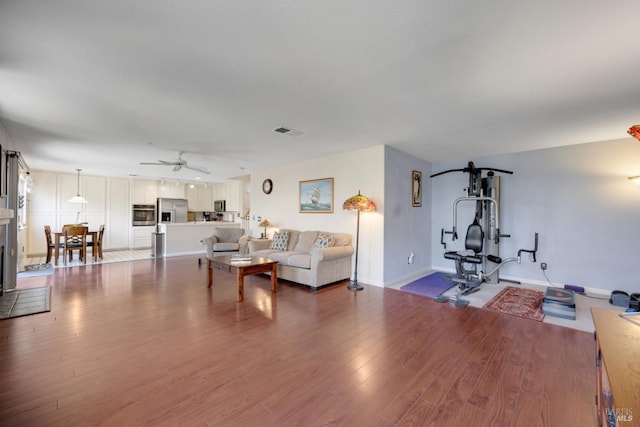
[431,138,640,293]
[250,145,386,286]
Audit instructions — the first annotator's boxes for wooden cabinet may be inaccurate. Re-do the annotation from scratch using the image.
[591,308,639,426]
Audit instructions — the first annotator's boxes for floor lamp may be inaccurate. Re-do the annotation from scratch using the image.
[343,191,376,291]
[628,125,640,186]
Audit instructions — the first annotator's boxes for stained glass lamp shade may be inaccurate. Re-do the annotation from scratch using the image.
[627,125,640,185]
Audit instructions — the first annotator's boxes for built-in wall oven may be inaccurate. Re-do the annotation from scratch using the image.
[132,204,156,226]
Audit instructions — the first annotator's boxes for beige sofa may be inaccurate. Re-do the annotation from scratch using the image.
[248,229,354,290]
[202,227,248,256]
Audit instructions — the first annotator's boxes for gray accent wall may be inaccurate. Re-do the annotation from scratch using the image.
[431,138,640,293]
[383,146,432,285]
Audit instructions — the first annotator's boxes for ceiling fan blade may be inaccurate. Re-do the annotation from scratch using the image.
[184,164,211,174]
[139,162,166,165]
[172,164,182,172]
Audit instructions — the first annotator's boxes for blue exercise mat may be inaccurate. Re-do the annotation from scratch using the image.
[400,272,456,299]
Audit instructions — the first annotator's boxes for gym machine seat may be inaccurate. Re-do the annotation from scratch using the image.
[444,220,484,266]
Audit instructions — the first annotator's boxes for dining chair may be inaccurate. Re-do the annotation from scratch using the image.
[62,225,88,265]
[44,225,64,264]
[86,224,105,261]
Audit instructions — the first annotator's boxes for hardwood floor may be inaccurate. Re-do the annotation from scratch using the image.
[2,256,596,426]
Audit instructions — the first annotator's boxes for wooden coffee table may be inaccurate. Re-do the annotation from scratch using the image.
[207,255,278,302]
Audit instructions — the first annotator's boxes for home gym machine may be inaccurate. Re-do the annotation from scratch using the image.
[431,161,538,307]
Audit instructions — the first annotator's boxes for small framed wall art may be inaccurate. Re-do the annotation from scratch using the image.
[299,177,334,213]
[412,170,422,207]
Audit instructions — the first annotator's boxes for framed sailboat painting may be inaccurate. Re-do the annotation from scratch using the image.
[299,178,334,213]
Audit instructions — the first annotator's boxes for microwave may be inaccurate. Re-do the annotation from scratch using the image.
[214,200,226,212]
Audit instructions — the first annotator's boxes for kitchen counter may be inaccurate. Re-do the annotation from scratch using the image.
[163,222,241,256]
[169,221,237,226]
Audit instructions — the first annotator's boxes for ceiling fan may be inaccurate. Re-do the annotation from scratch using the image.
[139,151,210,174]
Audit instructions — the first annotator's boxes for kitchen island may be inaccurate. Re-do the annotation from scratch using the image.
[163,222,241,257]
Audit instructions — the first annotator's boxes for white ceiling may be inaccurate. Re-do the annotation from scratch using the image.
[1,1,639,183]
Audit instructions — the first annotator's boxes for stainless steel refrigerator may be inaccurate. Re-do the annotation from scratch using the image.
[157,198,188,223]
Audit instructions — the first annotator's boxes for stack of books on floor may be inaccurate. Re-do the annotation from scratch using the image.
[542,287,576,320]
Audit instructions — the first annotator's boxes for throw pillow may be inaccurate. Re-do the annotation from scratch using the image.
[312,233,335,251]
[269,231,289,251]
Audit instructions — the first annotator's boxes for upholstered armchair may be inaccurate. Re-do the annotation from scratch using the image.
[202,227,248,257]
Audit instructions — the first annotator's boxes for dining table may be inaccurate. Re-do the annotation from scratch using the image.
[53,228,100,265]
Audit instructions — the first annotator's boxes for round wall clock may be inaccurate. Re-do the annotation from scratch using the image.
[262,179,273,194]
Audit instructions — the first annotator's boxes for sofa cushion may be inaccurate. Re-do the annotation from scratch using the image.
[280,229,299,251]
[313,233,335,251]
[294,231,318,253]
[254,250,296,264]
[213,242,240,251]
[269,231,289,251]
[287,253,312,269]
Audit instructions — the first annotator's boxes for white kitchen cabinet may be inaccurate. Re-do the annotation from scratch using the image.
[28,172,57,212]
[84,176,106,212]
[59,173,85,212]
[157,181,185,199]
[225,181,241,212]
[106,178,130,250]
[108,178,130,213]
[186,184,213,211]
[132,179,158,204]
[199,186,212,211]
[132,226,154,249]
[206,182,240,212]
[185,185,197,209]
[211,183,224,202]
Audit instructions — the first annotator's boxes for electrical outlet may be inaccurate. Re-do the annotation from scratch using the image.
[541,262,547,270]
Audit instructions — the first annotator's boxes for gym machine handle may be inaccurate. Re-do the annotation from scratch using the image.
[496,232,511,244]
[440,228,457,251]
[441,227,457,241]
[517,232,539,263]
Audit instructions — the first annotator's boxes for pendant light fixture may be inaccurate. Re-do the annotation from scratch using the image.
[68,168,88,204]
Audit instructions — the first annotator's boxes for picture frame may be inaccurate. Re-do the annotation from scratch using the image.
[299,177,334,213]
[412,170,422,207]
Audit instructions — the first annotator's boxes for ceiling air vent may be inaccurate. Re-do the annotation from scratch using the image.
[273,126,303,136]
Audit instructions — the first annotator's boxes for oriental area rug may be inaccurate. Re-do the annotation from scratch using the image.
[483,286,545,321]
